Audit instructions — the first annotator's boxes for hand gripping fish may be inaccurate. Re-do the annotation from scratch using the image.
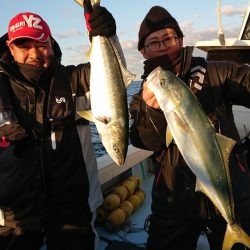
[147,66,250,250]
[74,0,135,165]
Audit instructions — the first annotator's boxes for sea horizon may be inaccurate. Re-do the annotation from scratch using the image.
[90,81,250,159]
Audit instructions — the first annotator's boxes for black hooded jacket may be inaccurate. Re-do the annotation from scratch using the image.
[0,34,92,231]
[130,47,250,221]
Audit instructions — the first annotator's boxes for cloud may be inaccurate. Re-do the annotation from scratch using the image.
[55,28,83,39]
[60,5,247,79]
[221,5,247,16]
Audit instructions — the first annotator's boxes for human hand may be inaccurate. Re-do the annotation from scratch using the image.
[142,81,160,109]
[85,6,116,39]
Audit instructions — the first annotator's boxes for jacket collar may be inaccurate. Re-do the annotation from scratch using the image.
[179,46,194,79]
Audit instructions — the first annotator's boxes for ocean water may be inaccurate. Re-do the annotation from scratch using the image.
[90,80,142,158]
[90,81,250,159]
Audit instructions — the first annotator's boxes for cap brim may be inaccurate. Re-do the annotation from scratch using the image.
[8,33,49,45]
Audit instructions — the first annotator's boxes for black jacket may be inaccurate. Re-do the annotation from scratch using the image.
[130,46,250,221]
[0,34,92,231]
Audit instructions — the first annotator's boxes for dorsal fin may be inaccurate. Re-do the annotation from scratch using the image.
[108,36,135,88]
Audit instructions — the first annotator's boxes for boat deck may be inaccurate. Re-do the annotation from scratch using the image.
[96,174,210,250]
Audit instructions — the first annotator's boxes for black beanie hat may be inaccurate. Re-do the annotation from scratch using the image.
[138,6,184,50]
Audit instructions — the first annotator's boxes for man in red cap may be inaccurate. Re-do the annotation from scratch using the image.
[6,12,54,68]
[129,5,250,250]
[0,7,116,250]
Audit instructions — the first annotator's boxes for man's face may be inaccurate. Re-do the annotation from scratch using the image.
[7,38,54,68]
[140,28,183,59]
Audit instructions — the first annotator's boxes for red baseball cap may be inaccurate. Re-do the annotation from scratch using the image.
[8,12,52,44]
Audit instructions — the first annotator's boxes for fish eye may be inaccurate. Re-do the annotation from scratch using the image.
[160,78,165,86]
[113,145,119,153]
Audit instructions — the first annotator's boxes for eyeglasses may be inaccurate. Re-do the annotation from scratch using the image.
[144,36,178,52]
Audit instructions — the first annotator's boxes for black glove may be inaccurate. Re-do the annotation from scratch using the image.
[0,78,28,144]
[141,50,181,80]
[0,123,28,142]
[86,6,116,38]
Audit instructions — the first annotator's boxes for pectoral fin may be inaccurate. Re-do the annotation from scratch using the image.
[166,126,173,147]
[96,116,111,125]
[195,179,204,192]
[77,110,95,123]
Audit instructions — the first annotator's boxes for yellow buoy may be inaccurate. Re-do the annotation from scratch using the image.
[119,200,134,218]
[128,176,142,188]
[112,185,128,201]
[96,206,108,223]
[134,189,146,203]
[121,180,136,197]
[107,208,126,228]
[103,193,121,211]
[128,194,141,211]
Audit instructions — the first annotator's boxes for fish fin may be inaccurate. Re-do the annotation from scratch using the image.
[109,36,136,88]
[216,133,236,168]
[96,116,111,125]
[86,49,90,59]
[92,0,100,7]
[86,44,92,59]
[195,179,204,192]
[222,224,250,250]
[121,65,136,89]
[74,0,84,7]
[73,0,100,8]
[166,126,173,147]
[77,110,95,122]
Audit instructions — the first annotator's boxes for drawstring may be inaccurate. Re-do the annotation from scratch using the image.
[156,168,162,187]
[235,153,250,176]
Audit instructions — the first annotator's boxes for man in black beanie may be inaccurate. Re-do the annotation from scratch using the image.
[129,5,250,250]
[137,6,183,51]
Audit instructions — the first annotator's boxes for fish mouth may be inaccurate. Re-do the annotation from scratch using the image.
[111,153,126,166]
[112,147,127,166]
[116,158,125,166]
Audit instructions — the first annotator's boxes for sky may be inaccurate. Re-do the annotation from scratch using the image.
[1,0,249,79]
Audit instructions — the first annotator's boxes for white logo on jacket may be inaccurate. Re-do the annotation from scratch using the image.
[56,97,66,104]
[189,65,206,92]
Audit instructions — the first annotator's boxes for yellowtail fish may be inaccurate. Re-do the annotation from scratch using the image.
[147,66,250,250]
[75,0,135,165]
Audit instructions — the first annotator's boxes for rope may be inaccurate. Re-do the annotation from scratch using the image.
[217,0,226,45]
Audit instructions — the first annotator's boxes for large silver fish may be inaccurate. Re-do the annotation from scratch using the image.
[75,0,135,165]
[147,66,250,250]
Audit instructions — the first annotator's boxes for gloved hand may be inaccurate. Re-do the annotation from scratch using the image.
[85,6,116,39]
[141,50,181,80]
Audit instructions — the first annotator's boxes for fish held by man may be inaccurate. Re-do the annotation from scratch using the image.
[146,66,250,250]
[75,0,135,165]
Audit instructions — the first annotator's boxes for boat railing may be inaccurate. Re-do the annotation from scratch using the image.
[97,145,153,192]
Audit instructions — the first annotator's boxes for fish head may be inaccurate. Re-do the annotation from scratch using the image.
[97,119,128,165]
[147,66,182,113]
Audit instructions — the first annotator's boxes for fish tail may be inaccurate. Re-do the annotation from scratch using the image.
[222,224,250,250]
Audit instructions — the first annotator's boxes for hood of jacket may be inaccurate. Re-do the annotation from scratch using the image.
[0,33,62,64]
